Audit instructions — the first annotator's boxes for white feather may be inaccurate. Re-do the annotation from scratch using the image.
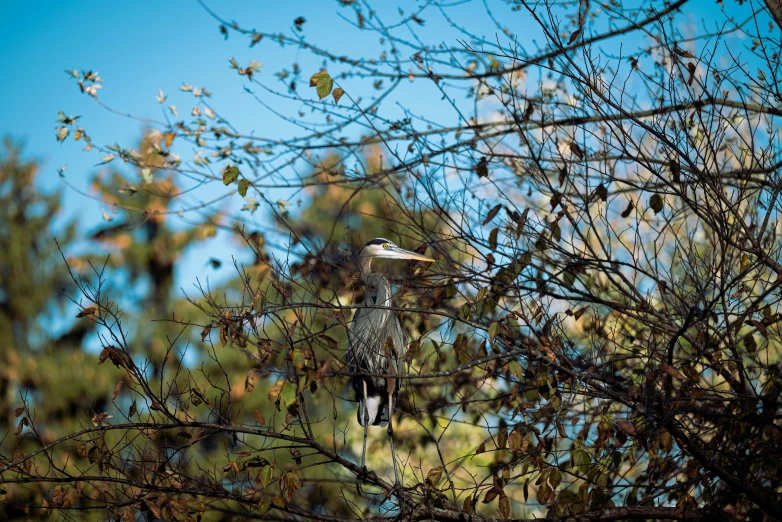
[359,395,382,427]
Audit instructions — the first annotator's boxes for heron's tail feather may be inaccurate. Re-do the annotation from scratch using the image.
[357,394,388,427]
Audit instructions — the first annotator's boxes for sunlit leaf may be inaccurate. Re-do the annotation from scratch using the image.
[238,178,250,197]
[96,153,114,166]
[242,198,260,214]
[223,165,240,185]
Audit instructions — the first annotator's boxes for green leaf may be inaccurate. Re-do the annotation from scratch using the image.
[238,178,250,197]
[562,270,576,289]
[573,448,591,473]
[290,349,305,369]
[551,222,561,242]
[223,165,240,185]
[280,381,297,407]
[259,463,274,488]
[497,427,507,449]
[488,322,499,340]
[549,469,562,488]
[508,430,522,452]
[258,498,271,515]
[310,71,334,100]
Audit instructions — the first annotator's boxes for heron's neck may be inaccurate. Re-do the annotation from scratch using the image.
[359,254,373,282]
[359,256,391,307]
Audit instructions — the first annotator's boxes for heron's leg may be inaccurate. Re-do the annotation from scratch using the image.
[356,380,370,496]
[387,388,401,492]
[361,380,369,470]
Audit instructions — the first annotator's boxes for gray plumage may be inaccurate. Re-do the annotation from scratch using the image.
[348,271,406,426]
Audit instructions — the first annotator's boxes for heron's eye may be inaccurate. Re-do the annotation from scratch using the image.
[382,243,389,249]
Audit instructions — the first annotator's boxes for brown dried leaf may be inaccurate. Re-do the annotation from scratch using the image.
[687,62,696,86]
[660,363,686,381]
[475,157,489,178]
[76,306,98,319]
[245,370,256,393]
[268,379,285,402]
[620,199,635,218]
[617,418,637,436]
[498,491,510,519]
[253,410,266,425]
[488,228,499,251]
[673,47,696,59]
[483,487,499,503]
[426,466,443,485]
[497,427,507,449]
[748,319,768,339]
[482,204,502,226]
[567,27,582,45]
[112,380,124,400]
[649,194,664,214]
[15,417,27,435]
[201,324,212,342]
[593,184,608,202]
[98,346,129,368]
[463,495,475,514]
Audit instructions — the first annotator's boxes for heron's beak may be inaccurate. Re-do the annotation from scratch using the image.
[384,245,435,262]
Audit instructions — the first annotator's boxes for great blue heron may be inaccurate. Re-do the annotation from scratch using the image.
[348,238,434,490]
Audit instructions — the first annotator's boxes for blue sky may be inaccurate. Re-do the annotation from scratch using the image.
[0,0,762,292]
[0,0,541,288]
[0,1,382,287]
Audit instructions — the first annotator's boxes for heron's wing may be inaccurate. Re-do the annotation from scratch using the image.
[348,296,407,378]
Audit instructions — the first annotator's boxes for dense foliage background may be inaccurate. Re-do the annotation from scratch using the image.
[3,0,782,520]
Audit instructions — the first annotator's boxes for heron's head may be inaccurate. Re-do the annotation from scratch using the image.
[359,238,435,262]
